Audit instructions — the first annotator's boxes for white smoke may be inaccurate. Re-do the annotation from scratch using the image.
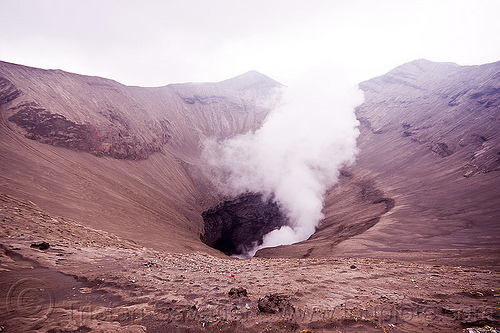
[202,68,364,257]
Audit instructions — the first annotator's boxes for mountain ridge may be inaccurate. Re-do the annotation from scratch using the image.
[257,59,500,262]
[1,59,499,266]
[0,61,281,254]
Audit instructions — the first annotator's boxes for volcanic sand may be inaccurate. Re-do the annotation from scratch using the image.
[1,193,498,333]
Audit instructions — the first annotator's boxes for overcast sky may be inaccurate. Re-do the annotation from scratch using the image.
[1,0,499,87]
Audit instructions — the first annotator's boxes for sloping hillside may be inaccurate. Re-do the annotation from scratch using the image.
[258,60,500,265]
[0,61,281,253]
[1,60,499,265]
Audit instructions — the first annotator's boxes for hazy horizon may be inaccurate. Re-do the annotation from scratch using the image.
[1,0,499,87]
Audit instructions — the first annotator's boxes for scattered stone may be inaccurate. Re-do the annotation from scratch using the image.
[144,261,160,269]
[47,325,92,333]
[78,287,92,294]
[258,294,293,314]
[442,307,456,315]
[469,291,484,297]
[464,326,499,333]
[30,241,50,250]
[228,287,247,298]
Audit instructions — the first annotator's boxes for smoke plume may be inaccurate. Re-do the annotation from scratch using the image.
[202,69,364,257]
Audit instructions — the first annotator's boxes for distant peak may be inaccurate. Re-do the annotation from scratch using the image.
[240,70,264,76]
[231,70,269,80]
[359,59,463,93]
[390,59,459,73]
[220,70,282,90]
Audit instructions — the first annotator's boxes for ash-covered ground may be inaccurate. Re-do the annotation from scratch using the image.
[1,193,498,333]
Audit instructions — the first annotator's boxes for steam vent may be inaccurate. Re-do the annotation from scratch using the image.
[201,193,289,256]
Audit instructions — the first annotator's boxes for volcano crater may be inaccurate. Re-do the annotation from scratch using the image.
[201,193,289,257]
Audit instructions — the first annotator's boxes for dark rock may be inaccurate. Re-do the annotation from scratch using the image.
[182,95,225,105]
[0,76,21,105]
[402,130,413,137]
[30,241,50,250]
[462,325,500,332]
[441,307,455,314]
[372,197,396,214]
[8,102,171,160]
[144,261,161,268]
[228,287,248,298]
[431,142,454,157]
[339,168,353,178]
[258,294,293,314]
[448,89,470,106]
[461,318,500,328]
[201,193,289,256]
[350,265,357,269]
[47,325,92,333]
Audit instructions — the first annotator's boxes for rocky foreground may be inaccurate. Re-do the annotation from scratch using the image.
[0,193,498,333]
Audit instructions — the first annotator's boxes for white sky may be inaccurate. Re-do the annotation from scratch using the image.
[1,0,499,87]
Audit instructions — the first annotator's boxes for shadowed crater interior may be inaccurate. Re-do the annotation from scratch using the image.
[201,193,289,256]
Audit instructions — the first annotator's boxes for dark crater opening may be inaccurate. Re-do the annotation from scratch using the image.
[201,193,289,257]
